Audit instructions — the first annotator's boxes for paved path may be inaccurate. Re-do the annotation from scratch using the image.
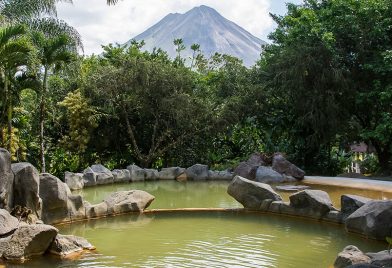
[304,176,392,193]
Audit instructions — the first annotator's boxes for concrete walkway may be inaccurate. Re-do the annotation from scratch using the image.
[304,176,392,193]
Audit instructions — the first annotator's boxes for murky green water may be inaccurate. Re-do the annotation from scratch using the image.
[75,180,392,209]
[7,181,390,268]
[11,212,385,268]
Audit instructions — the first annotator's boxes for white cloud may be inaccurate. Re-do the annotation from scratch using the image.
[57,0,274,55]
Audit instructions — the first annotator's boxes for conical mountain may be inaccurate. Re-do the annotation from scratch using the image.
[125,5,266,66]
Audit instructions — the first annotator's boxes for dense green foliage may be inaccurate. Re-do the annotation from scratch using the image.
[1,0,392,177]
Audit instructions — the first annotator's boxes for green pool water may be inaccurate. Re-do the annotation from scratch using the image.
[9,181,390,268]
[75,180,392,209]
[14,212,385,268]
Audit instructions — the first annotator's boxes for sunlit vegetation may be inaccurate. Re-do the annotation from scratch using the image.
[1,0,391,177]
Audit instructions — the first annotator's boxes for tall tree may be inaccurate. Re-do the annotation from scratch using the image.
[31,30,79,172]
[0,25,31,151]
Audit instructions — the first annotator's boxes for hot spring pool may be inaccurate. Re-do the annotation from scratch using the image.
[13,212,385,268]
[8,180,390,268]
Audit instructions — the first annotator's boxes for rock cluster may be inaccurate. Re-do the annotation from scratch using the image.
[0,209,95,261]
[0,148,156,226]
[64,163,234,190]
[233,153,305,184]
[227,175,392,237]
[334,246,392,268]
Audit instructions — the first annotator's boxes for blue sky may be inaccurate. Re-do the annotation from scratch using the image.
[57,0,303,55]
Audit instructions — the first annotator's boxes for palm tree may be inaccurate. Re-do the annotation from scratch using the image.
[31,29,79,172]
[0,24,31,151]
[0,0,72,24]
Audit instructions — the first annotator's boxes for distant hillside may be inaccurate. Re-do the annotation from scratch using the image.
[125,5,266,66]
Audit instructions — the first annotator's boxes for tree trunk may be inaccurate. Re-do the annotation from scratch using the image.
[5,74,12,152]
[373,141,391,176]
[40,67,48,173]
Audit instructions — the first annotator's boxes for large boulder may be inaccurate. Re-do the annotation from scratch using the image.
[11,163,42,218]
[0,209,19,236]
[65,172,84,190]
[254,166,286,183]
[126,165,145,182]
[82,167,97,187]
[341,195,371,217]
[208,170,233,180]
[90,164,114,185]
[345,200,392,240]
[112,169,131,183]
[367,250,392,267]
[289,190,334,218]
[104,190,155,215]
[0,148,14,210]
[272,154,305,180]
[334,246,371,268]
[233,162,258,180]
[158,167,185,180]
[227,176,282,210]
[39,173,70,224]
[185,164,209,180]
[49,234,95,257]
[0,224,58,261]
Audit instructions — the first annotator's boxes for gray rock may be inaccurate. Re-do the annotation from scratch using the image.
[272,154,305,180]
[112,169,131,183]
[0,148,14,210]
[275,185,310,192]
[1,224,58,261]
[208,170,233,180]
[341,195,371,217]
[65,172,84,190]
[367,250,392,267]
[345,200,392,240]
[233,161,258,180]
[254,166,285,183]
[127,164,145,182]
[176,172,187,182]
[0,209,19,236]
[39,173,70,224]
[85,201,108,219]
[144,169,159,181]
[49,234,95,256]
[334,246,371,268]
[323,210,344,224]
[67,193,86,221]
[83,167,97,187]
[104,190,155,215]
[269,201,292,214]
[289,190,334,218]
[227,176,282,210]
[246,152,266,166]
[11,162,42,218]
[185,164,209,180]
[158,167,185,180]
[91,164,114,185]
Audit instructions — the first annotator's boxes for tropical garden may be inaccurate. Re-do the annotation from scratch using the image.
[0,0,391,178]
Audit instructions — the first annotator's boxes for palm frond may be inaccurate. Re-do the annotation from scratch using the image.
[29,17,83,52]
[0,24,26,47]
[0,0,73,22]
[0,38,31,67]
